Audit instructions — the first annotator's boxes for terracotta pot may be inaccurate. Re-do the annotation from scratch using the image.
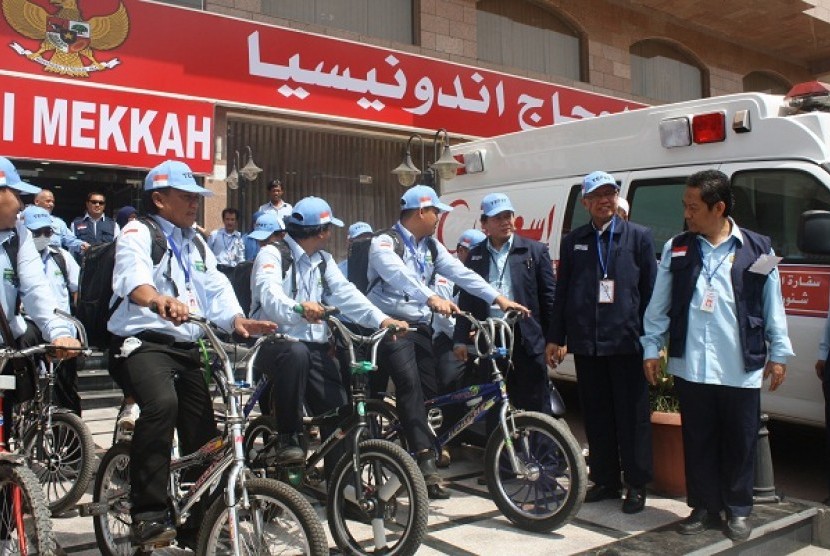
[650,411,686,497]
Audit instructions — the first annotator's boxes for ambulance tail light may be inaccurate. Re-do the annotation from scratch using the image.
[783,81,830,114]
[691,112,726,144]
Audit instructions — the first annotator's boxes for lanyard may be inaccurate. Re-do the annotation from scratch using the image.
[166,232,192,289]
[700,237,734,286]
[595,218,616,279]
[489,242,511,289]
[395,223,427,280]
[297,258,319,301]
[222,231,236,252]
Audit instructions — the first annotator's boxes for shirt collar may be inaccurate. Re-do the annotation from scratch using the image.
[150,215,196,242]
[84,213,105,222]
[591,215,618,233]
[285,234,319,266]
[394,221,426,247]
[487,234,514,256]
[696,217,743,248]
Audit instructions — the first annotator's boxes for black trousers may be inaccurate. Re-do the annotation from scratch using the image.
[17,320,80,415]
[111,339,217,522]
[503,329,551,414]
[375,326,439,452]
[433,333,467,393]
[574,353,653,489]
[674,376,759,518]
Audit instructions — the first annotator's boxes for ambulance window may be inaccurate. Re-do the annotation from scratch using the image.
[732,170,830,263]
[562,184,590,236]
[628,179,687,258]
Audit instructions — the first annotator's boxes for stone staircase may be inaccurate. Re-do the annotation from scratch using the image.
[78,350,122,411]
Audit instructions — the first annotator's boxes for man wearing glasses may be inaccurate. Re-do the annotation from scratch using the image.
[71,191,120,259]
[546,171,657,514]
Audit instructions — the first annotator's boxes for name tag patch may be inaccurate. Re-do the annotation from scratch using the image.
[574,244,588,251]
[194,261,206,272]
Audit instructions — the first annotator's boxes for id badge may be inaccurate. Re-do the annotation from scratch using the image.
[185,288,201,313]
[700,287,717,313]
[598,279,615,304]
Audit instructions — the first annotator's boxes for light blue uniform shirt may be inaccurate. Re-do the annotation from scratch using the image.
[641,221,793,388]
[431,274,456,338]
[39,247,79,328]
[0,221,72,342]
[251,235,386,343]
[257,201,293,225]
[49,216,84,254]
[366,222,500,324]
[108,216,243,342]
[207,228,245,267]
[337,259,348,280]
[487,236,514,317]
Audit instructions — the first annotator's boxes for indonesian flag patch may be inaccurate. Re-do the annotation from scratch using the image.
[0,171,6,186]
[671,246,688,258]
[418,196,433,208]
[318,211,332,224]
[153,174,169,187]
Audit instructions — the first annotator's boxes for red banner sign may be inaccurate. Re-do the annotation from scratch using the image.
[779,265,830,317]
[0,0,644,140]
[0,75,214,172]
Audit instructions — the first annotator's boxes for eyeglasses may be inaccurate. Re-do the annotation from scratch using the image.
[32,229,53,238]
[584,190,618,201]
[88,200,105,205]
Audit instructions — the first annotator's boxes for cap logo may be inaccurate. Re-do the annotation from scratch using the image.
[153,174,169,187]
[0,171,5,186]
[419,196,433,208]
[319,211,332,224]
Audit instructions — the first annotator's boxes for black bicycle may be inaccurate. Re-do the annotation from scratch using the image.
[244,308,430,556]
[365,310,587,532]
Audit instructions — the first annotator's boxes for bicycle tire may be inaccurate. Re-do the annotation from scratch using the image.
[92,442,132,556]
[327,439,428,556]
[242,415,279,468]
[363,399,405,447]
[0,461,56,555]
[484,411,587,532]
[197,476,328,556]
[22,411,96,516]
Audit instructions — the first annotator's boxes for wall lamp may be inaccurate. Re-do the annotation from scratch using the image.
[391,128,463,188]
[226,146,262,190]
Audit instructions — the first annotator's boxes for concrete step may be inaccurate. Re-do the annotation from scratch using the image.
[78,351,121,411]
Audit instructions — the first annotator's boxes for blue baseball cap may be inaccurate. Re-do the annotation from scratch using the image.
[582,171,619,197]
[457,229,486,249]
[144,160,213,197]
[0,157,40,195]
[22,205,52,230]
[286,197,344,227]
[248,212,285,240]
[347,221,373,240]
[400,185,453,213]
[480,193,515,217]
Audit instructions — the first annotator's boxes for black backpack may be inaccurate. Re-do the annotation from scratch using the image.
[347,228,438,294]
[75,216,206,349]
[247,239,329,316]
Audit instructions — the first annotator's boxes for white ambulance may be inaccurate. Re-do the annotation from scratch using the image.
[438,82,830,428]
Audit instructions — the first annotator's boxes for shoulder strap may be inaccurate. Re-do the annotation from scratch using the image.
[138,216,168,265]
[426,237,439,287]
[3,235,21,316]
[48,247,70,293]
[318,250,331,298]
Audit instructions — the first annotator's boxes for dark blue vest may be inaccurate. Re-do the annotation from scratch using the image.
[72,216,115,245]
[668,228,771,371]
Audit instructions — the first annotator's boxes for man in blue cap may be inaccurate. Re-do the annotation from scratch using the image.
[22,205,82,415]
[0,157,82,464]
[250,197,407,468]
[366,184,528,498]
[243,210,266,261]
[338,221,373,279]
[107,160,276,547]
[454,194,557,419]
[547,170,657,514]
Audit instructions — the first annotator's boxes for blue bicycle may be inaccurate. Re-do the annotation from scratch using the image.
[366,310,587,532]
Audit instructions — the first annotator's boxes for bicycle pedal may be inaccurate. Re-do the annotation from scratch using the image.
[77,501,109,517]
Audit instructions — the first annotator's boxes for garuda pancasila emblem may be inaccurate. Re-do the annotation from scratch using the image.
[2,0,129,77]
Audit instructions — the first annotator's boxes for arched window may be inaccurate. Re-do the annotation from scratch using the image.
[630,40,706,102]
[477,0,584,82]
[743,71,791,94]
[264,0,413,44]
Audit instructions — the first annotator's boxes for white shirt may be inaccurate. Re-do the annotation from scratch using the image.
[257,201,293,225]
[207,228,245,267]
[251,235,386,343]
[108,215,243,341]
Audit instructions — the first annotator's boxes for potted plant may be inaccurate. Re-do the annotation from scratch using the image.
[649,354,686,497]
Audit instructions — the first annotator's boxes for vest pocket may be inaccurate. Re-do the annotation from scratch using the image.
[745,314,765,355]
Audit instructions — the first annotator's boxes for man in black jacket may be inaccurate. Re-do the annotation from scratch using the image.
[453,193,556,415]
[546,171,657,514]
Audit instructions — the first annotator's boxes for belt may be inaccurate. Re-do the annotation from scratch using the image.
[134,330,198,350]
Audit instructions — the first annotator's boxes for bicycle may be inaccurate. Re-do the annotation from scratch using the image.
[82,313,329,556]
[12,311,95,516]
[363,310,588,533]
[244,309,429,556]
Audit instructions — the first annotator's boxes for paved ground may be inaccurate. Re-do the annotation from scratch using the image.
[49,394,830,555]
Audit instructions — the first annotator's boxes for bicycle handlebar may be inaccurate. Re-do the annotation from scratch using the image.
[451,310,521,360]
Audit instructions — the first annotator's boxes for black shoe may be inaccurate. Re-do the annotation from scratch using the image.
[427,484,451,500]
[176,528,198,551]
[622,487,646,514]
[131,520,176,546]
[417,450,441,486]
[271,433,305,466]
[725,516,752,541]
[677,508,721,535]
[584,484,621,503]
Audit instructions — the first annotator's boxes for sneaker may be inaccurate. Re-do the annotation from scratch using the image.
[131,519,176,546]
[264,433,305,466]
[117,403,140,435]
[416,450,441,486]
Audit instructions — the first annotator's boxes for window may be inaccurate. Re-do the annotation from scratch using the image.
[743,71,791,95]
[628,178,687,258]
[731,170,830,263]
[562,184,589,237]
[630,40,705,102]
[477,0,583,81]
[264,0,413,44]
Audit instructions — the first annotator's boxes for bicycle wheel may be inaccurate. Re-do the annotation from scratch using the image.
[242,415,279,468]
[0,461,56,555]
[22,411,96,515]
[484,411,587,532]
[198,476,328,556]
[363,400,405,447]
[92,442,133,556]
[327,439,428,556]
